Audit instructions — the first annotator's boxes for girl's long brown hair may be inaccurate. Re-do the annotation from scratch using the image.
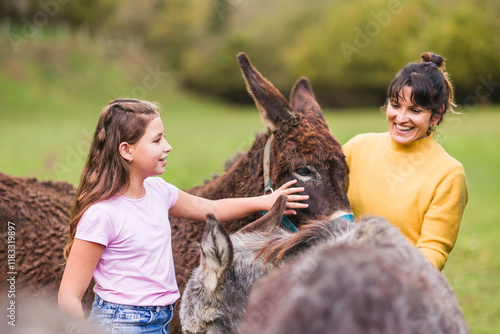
[64,98,160,259]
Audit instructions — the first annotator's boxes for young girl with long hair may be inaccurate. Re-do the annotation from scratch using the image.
[58,98,308,333]
[343,52,468,271]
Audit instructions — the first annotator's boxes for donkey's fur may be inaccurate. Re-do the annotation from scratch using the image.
[180,197,291,334]
[0,173,96,310]
[181,211,468,334]
[170,53,350,331]
[241,217,469,334]
[171,51,350,287]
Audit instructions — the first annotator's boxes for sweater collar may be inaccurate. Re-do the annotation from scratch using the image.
[386,131,437,154]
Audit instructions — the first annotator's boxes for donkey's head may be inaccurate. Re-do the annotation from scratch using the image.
[237,53,351,226]
[180,197,290,334]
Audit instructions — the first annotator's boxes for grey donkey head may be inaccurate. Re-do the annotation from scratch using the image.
[179,197,291,334]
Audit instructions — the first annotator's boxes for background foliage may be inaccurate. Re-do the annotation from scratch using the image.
[1,0,499,107]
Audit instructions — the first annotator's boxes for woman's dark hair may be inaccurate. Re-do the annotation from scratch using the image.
[383,52,457,126]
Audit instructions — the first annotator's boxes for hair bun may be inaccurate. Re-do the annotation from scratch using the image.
[420,52,445,69]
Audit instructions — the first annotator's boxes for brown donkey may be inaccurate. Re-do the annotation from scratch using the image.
[171,52,351,296]
[169,53,352,331]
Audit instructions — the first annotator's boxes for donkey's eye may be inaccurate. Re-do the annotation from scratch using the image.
[296,167,313,176]
[293,166,318,182]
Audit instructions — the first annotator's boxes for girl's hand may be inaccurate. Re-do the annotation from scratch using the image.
[171,180,308,223]
[268,180,309,215]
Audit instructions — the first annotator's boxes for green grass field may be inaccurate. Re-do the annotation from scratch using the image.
[1,33,499,333]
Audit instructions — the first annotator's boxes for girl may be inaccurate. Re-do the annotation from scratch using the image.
[343,52,468,271]
[58,98,308,333]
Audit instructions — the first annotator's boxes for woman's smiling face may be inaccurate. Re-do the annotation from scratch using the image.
[386,86,441,145]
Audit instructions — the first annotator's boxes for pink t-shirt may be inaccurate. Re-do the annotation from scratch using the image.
[75,177,180,306]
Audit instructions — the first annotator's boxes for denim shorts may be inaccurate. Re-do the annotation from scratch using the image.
[87,294,174,334]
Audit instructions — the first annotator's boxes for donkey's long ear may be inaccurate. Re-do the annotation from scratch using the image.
[199,214,234,293]
[240,195,287,234]
[290,77,325,121]
[237,52,294,131]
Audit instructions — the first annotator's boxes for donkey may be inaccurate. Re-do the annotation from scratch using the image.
[169,52,352,331]
[179,196,356,333]
[0,173,97,313]
[180,199,468,334]
[179,197,292,334]
[241,218,469,334]
[0,173,73,300]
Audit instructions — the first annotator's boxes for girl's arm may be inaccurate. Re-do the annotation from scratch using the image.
[169,179,309,223]
[58,239,105,321]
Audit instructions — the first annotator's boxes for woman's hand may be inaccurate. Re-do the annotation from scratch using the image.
[267,179,309,215]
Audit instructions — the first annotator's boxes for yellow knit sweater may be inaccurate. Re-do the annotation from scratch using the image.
[343,132,468,270]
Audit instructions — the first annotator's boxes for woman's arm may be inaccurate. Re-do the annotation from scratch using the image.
[58,239,105,321]
[169,179,309,223]
[416,171,468,270]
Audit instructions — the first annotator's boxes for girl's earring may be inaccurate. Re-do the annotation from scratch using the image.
[430,123,437,131]
[129,157,133,163]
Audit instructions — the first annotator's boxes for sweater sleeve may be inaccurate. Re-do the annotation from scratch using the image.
[342,134,362,192]
[416,168,468,270]
[342,134,359,163]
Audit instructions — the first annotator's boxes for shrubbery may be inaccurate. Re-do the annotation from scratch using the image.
[2,0,498,107]
[159,0,500,107]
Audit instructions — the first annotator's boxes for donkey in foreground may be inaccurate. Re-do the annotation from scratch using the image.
[180,197,293,334]
[241,219,469,334]
[180,197,468,334]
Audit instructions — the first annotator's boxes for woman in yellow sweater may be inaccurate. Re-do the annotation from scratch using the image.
[343,52,468,271]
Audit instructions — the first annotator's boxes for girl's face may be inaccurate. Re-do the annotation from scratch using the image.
[386,86,440,145]
[129,115,172,178]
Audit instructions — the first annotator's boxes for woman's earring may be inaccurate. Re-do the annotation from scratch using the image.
[129,157,133,163]
[430,123,437,131]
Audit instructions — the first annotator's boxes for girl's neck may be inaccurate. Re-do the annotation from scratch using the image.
[120,174,147,199]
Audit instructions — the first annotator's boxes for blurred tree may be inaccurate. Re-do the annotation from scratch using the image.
[1,0,498,107]
[421,0,500,105]
[169,0,499,107]
[0,0,117,26]
[147,0,213,70]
